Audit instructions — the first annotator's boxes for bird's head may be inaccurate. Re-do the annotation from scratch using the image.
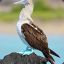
[14,0,31,5]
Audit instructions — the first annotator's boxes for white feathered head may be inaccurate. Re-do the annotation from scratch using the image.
[14,0,33,5]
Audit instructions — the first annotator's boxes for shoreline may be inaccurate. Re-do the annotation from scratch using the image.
[0,20,64,35]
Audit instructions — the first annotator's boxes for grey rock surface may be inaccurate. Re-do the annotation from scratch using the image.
[0,53,47,64]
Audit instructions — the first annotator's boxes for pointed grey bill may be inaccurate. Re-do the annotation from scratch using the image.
[14,0,29,5]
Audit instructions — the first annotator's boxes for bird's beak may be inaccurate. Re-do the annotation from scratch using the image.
[14,0,23,5]
[14,0,29,5]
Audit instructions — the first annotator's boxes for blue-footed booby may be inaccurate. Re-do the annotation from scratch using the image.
[14,0,60,64]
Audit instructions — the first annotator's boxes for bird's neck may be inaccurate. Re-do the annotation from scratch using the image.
[24,2,34,15]
[17,1,34,25]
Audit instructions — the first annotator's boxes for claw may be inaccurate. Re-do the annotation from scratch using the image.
[47,58,56,64]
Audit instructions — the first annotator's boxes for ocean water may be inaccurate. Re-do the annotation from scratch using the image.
[0,34,64,64]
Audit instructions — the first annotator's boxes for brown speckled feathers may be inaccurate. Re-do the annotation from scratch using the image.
[21,23,60,64]
[21,23,49,58]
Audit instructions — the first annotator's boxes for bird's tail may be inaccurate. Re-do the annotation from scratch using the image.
[42,49,60,64]
[42,51,55,64]
[48,49,60,64]
[49,48,60,58]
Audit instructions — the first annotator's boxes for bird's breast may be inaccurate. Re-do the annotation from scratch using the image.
[17,20,30,34]
[17,21,22,34]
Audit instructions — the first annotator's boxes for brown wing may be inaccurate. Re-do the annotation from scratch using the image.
[21,23,49,57]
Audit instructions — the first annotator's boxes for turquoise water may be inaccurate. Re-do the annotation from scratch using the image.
[0,34,64,64]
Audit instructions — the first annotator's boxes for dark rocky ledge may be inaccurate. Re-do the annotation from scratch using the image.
[62,62,64,64]
[0,52,47,64]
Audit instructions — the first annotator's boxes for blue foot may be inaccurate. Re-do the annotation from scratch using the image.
[18,47,34,55]
[23,47,34,55]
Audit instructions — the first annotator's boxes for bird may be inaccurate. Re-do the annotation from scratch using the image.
[14,0,60,64]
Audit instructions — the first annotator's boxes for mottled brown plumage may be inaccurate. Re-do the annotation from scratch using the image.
[21,23,60,64]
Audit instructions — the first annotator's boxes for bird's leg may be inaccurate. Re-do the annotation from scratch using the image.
[26,46,33,51]
[23,46,34,55]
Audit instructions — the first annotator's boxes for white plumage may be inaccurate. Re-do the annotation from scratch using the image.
[16,0,33,31]
[14,0,34,54]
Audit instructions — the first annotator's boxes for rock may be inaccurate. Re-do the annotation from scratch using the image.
[62,62,64,64]
[0,52,47,64]
[62,0,64,2]
[0,0,2,2]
